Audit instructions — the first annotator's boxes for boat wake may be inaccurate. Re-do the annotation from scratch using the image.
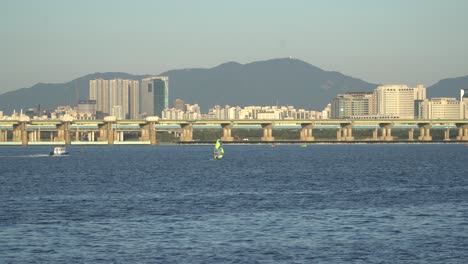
[0,154,53,158]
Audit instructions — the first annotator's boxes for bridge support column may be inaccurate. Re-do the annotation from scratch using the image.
[300,124,315,141]
[28,131,36,142]
[139,121,157,145]
[13,122,28,146]
[379,124,394,141]
[418,124,432,141]
[456,124,468,141]
[98,123,109,143]
[180,124,193,142]
[444,128,450,140]
[261,124,275,141]
[408,128,414,141]
[88,131,95,142]
[114,131,122,142]
[56,122,71,145]
[339,124,354,141]
[221,124,234,141]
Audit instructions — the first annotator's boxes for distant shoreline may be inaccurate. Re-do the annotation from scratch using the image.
[1,140,468,146]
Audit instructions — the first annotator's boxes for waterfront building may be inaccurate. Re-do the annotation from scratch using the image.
[141,76,169,117]
[419,98,464,119]
[128,80,140,120]
[76,99,96,120]
[90,79,139,119]
[89,79,109,115]
[331,92,374,119]
[161,103,201,120]
[373,84,426,119]
[461,89,468,119]
[173,99,185,111]
[322,103,331,119]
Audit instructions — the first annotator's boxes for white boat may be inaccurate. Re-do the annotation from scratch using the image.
[49,146,69,156]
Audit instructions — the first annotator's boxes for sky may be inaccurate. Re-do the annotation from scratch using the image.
[1,0,467,94]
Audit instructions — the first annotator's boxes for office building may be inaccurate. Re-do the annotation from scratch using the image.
[419,98,464,119]
[141,76,169,117]
[331,92,374,119]
[76,99,96,120]
[373,84,426,119]
[461,89,468,118]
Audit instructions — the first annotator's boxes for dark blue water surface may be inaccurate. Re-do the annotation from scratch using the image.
[1,144,468,263]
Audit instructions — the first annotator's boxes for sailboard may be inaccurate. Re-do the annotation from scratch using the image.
[214,139,224,160]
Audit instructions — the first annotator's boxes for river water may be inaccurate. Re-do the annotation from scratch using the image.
[1,144,467,263]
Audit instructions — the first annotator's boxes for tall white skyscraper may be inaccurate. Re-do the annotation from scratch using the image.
[90,78,139,119]
[89,79,109,114]
[373,84,426,119]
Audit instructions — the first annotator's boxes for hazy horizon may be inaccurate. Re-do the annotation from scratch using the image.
[2,0,468,94]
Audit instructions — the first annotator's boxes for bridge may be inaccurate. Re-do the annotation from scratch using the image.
[1,116,468,145]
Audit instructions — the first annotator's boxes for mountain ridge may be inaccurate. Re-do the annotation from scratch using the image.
[0,58,466,114]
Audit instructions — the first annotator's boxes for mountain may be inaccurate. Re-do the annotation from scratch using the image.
[161,58,377,111]
[0,73,149,114]
[427,75,468,99]
[0,58,379,114]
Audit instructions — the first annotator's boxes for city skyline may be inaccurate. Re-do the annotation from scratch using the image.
[2,0,468,94]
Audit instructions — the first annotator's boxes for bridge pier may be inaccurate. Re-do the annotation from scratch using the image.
[0,130,6,142]
[418,124,432,141]
[89,131,95,141]
[221,123,234,141]
[139,120,157,144]
[261,124,275,141]
[408,128,414,141]
[379,123,394,141]
[456,124,468,141]
[300,123,315,141]
[338,124,354,141]
[13,121,28,146]
[444,128,450,140]
[28,131,40,142]
[98,122,114,145]
[56,122,71,145]
[180,123,193,142]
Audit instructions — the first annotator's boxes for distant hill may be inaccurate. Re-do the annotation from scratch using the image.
[161,58,377,111]
[0,73,149,114]
[427,75,468,99]
[1,58,379,113]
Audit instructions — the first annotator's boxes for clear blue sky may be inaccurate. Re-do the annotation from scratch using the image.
[1,0,467,93]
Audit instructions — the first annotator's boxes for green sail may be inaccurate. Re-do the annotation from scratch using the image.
[214,139,224,159]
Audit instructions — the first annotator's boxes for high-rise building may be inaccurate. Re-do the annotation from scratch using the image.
[373,84,426,119]
[141,76,169,117]
[89,79,109,115]
[461,89,468,119]
[128,80,140,120]
[331,92,374,119]
[89,79,139,119]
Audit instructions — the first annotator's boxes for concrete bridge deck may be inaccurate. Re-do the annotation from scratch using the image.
[1,117,468,145]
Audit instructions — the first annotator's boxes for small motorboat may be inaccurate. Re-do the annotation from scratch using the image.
[49,146,69,156]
